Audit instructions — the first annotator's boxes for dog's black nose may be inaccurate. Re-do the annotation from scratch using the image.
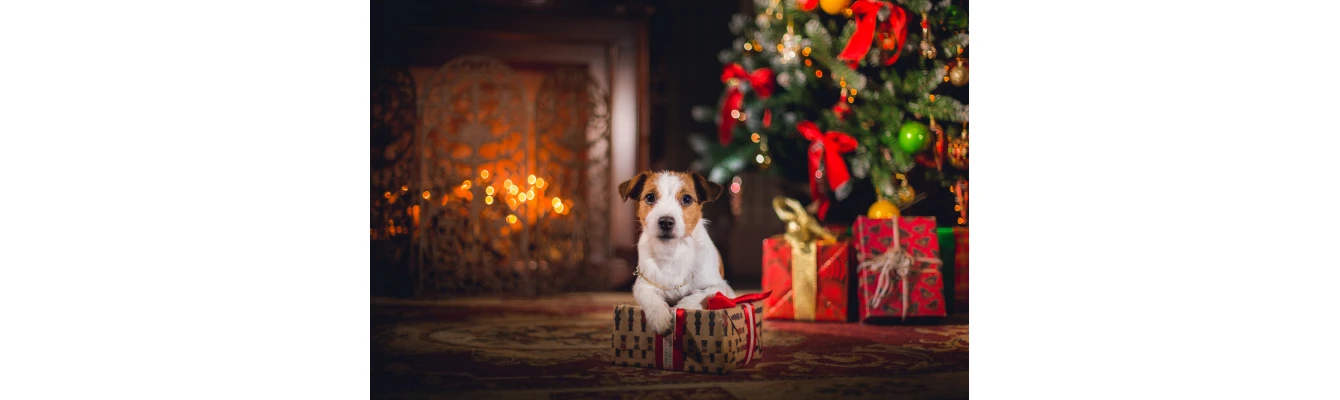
[658,216,675,231]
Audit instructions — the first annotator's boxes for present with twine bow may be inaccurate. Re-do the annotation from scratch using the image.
[761,196,853,322]
[853,216,946,321]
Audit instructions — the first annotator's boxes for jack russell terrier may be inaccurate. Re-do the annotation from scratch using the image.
[618,171,735,335]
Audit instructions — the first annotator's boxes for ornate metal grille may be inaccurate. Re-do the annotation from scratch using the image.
[406,55,613,296]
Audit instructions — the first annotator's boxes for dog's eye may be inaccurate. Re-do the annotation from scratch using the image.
[680,194,693,206]
[644,193,656,204]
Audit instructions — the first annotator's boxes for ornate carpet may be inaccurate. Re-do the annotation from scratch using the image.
[372,293,968,399]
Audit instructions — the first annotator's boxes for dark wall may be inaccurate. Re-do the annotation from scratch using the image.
[646,1,745,171]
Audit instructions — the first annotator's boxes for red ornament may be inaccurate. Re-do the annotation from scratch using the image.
[881,34,896,50]
[797,0,819,11]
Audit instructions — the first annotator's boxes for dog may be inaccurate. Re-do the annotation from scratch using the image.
[618,171,735,335]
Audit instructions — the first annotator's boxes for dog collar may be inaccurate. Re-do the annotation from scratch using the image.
[634,268,693,291]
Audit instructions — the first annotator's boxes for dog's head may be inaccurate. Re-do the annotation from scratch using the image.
[618,171,724,240]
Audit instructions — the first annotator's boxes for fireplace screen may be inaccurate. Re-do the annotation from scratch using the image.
[372,56,614,296]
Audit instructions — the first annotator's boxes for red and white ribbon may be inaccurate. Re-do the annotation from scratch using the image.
[741,303,758,365]
[653,309,686,370]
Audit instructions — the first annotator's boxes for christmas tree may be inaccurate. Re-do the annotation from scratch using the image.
[690,0,968,226]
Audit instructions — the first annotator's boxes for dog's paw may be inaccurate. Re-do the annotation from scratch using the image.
[645,306,675,335]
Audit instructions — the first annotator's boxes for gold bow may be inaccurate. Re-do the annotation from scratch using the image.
[772,196,836,321]
[857,219,942,320]
[772,196,835,250]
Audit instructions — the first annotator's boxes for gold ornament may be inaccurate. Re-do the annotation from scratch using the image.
[920,41,937,59]
[948,125,968,169]
[820,0,853,15]
[949,58,968,86]
[896,181,916,205]
[867,198,900,219]
[919,13,936,59]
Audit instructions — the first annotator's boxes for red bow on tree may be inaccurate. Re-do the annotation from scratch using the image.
[705,291,773,310]
[796,0,819,11]
[797,121,857,221]
[837,0,909,68]
[719,64,776,145]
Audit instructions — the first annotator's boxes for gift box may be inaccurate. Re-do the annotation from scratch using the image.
[761,235,851,321]
[761,196,852,322]
[610,301,763,374]
[952,227,968,311]
[854,216,946,321]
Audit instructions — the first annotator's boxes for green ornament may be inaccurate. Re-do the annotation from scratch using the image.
[941,5,968,31]
[897,122,931,154]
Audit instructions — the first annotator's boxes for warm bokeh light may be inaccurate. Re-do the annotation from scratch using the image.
[527,175,536,185]
[383,191,391,198]
[400,185,408,192]
[461,180,471,190]
[422,191,431,200]
[485,186,495,195]
[480,170,489,179]
[485,195,494,205]
[756,154,765,163]
[552,197,562,207]
[536,178,546,188]
[506,214,518,224]
[751,133,760,143]
[730,109,740,119]
[815,70,823,78]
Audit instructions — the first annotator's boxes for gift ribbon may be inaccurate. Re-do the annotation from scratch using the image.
[645,304,762,370]
[772,196,840,321]
[857,219,942,320]
[653,308,686,370]
[706,291,772,310]
[837,0,909,67]
[797,121,857,220]
[719,63,775,145]
[741,302,758,364]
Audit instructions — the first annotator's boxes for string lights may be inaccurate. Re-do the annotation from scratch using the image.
[373,169,574,238]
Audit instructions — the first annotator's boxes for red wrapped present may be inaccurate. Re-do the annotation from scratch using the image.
[761,197,852,322]
[854,216,946,321]
[953,227,968,311]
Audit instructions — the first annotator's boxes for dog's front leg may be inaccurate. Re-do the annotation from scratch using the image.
[633,283,674,335]
[675,282,736,310]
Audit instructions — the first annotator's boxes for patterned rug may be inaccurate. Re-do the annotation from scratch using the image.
[372,293,968,399]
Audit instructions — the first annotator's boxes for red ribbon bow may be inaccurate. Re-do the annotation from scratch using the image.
[719,63,775,145]
[837,1,908,68]
[705,291,773,310]
[797,121,857,221]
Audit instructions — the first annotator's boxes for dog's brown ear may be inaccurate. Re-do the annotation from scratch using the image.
[689,172,724,203]
[617,172,650,202]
